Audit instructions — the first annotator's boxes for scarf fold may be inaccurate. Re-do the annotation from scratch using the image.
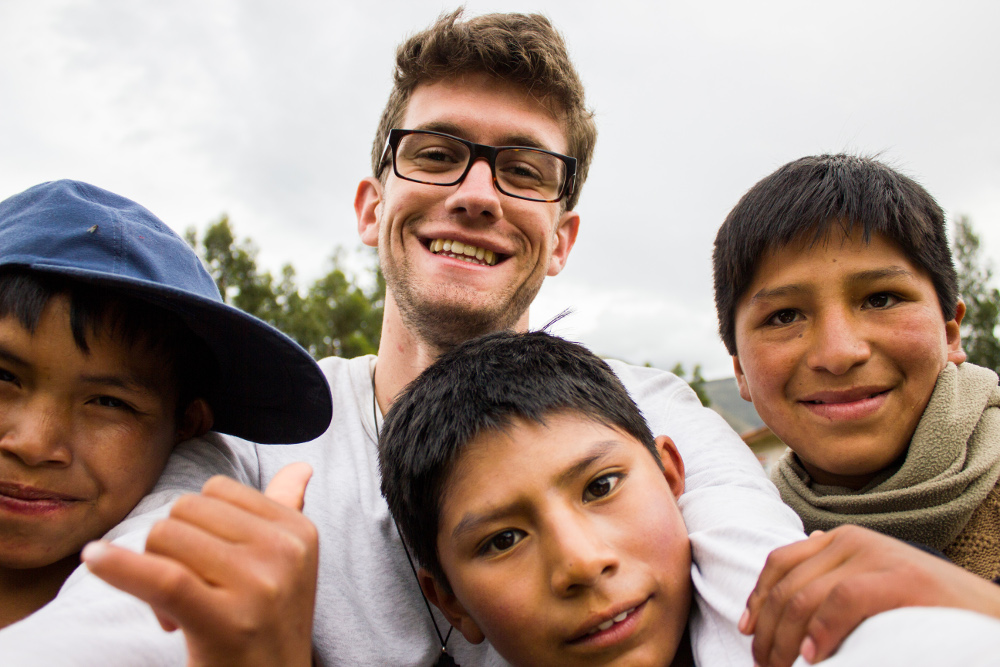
[773,362,1000,550]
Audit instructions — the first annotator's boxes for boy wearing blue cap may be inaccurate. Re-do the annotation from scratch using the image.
[0,180,331,629]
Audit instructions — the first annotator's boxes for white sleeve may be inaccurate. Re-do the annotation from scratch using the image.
[609,361,806,667]
[0,433,259,666]
[793,607,1000,666]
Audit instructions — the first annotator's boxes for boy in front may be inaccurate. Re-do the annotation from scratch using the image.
[0,180,330,631]
[379,330,693,666]
[713,154,998,579]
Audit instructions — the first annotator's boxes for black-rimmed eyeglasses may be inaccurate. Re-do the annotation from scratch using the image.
[378,129,576,203]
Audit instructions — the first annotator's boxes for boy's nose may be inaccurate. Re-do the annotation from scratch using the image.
[548,514,619,595]
[0,401,73,467]
[807,311,871,375]
[446,159,504,222]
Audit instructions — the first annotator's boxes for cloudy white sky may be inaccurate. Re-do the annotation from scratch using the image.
[2,0,998,379]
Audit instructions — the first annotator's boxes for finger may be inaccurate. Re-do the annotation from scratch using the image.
[82,540,214,632]
[144,516,251,587]
[803,570,902,663]
[167,493,277,544]
[264,462,313,511]
[756,567,856,667]
[745,531,833,634]
[751,537,849,667]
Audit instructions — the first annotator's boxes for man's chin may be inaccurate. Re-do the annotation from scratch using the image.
[406,301,523,350]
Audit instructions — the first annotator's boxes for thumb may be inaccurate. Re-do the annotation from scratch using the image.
[264,462,313,511]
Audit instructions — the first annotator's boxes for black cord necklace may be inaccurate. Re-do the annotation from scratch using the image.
[372,364,458,667]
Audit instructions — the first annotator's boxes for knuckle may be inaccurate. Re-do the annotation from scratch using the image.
[149,566,191,608]
[784,589,815,623]
[767,579,794,606]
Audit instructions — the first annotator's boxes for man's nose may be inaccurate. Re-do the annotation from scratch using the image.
[446,158,504,221]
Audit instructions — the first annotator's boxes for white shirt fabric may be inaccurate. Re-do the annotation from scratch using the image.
[793,607,1000,666]
[2,356,808,665]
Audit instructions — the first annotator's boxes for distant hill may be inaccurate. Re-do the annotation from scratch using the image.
[701,377,765,436]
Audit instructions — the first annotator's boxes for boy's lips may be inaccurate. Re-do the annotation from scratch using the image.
[567,597,649,647]
[0,482,82,514]
[798,386,892,420]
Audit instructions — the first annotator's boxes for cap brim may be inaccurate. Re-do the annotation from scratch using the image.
[18,262,333,445]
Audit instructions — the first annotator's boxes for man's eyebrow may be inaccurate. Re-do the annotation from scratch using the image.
[748,266,917,304]
[411,122,549,150]
[449,439,622,542]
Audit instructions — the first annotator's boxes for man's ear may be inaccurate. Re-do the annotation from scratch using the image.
[355,177,383,248]
[175,398,214,443]
[733,356,753,402]
[946,299,968,365]
[654,435,685,498]
[418,568,485,644]
[546,209,580,276]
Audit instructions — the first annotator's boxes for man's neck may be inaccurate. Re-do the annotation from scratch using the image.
[0,554,79,629]
[372,310,443,415]
[373,298,531,414]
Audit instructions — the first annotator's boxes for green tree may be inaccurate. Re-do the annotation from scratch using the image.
[670,362,711,407]
[186,216,384,359]
[953,216,1000,375]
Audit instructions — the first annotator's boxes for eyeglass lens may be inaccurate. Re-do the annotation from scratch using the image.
[394,132,567,201]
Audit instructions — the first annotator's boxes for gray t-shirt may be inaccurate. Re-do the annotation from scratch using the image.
[1,355,809,665]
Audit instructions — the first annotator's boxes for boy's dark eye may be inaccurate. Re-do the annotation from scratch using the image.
[766,309,800,326]
[94,395,130,410]
[864,293,899,309]
[482,529,525,555]
[583,473,623,502]
[0,369,18,385]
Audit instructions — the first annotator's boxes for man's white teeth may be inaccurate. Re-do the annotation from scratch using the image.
[587,608,634,635]
[430,239,496,266]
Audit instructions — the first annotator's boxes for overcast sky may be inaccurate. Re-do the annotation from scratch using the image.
[2,0,998,379]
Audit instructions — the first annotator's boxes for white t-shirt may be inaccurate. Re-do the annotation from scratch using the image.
[2,356,808,665]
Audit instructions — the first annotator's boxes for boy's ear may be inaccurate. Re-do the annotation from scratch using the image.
[175,398,214,443]
[418,568,485,645]
[654,435,685,498]
[732,356,753,402]
[946,299,968,365]
[355,177,382,248]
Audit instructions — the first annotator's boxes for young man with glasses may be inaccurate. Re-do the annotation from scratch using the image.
[1,10,808,666]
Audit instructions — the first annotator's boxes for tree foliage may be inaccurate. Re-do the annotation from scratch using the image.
[186,216,384,360]
[670,362,711,407]
[953,216,1000,375]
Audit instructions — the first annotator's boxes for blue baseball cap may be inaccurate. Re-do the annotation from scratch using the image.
[0,180,333,444]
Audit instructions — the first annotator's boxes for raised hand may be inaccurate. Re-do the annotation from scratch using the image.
[84,462,318,667]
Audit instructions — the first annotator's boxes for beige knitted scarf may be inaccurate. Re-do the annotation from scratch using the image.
[772,362,1000,550]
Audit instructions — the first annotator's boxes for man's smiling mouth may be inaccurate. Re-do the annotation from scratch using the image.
[427,238,500,266]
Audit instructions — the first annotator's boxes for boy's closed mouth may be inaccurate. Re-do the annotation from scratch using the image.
[798,386,893,419]
[567,597,649,647]
[0,481,81,514]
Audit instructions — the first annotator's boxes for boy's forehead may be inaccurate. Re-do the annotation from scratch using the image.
[445,413,652,494]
